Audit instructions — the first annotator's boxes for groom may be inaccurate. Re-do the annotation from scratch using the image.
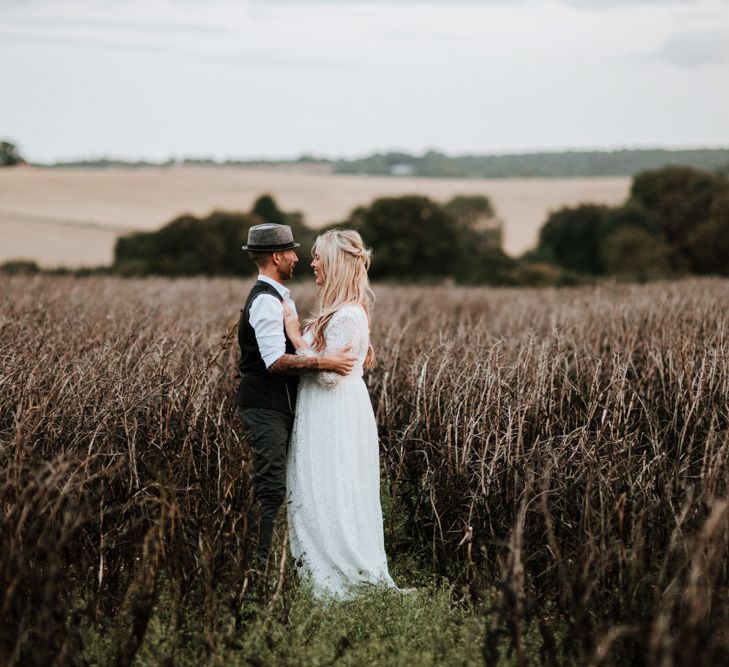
[237,223,356,570]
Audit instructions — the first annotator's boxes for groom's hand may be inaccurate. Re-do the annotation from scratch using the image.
[321,344,357,376]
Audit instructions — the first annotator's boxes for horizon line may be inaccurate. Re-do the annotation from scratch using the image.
[22,143,729,167]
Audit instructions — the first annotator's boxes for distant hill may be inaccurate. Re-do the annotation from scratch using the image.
[332,149,729,178]
[42,148,729,179]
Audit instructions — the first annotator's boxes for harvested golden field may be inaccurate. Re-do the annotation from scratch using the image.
[0,166,630,267]
[2,275,729,665]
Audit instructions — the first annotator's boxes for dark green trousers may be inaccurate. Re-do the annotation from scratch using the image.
[238,407,294,568]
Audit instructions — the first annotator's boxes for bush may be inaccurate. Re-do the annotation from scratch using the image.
[334,194,516,284]
[251,193,288,226]
[0,259,39,274]
[537,204,611,274]
[0,140,23,167]
[114,212,251,276]
[686,189,729,275]
[629,166,728,265]
[443,195,513,283]
[113,196,316,277]
[600,226,673,282]
[341,196,462,281]
[444,195,501,243]
[534,167,729,280]
[507,261,579,287]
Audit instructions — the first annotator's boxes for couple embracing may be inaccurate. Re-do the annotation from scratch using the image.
[236,223,400,600]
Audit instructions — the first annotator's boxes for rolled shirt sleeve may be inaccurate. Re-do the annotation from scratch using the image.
[249,293,296,369]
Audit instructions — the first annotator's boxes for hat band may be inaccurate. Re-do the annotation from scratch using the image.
[246,242,296,251]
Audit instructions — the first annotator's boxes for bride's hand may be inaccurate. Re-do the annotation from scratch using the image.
[282,301,301,340]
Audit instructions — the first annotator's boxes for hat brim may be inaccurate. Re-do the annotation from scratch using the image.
[242,242,301,251]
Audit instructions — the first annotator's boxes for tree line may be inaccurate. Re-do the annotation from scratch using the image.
[333,149,729,179]
[109,165,727,284]
[112,193,521,284]
[5,136,728,179]
[4,163,726,284]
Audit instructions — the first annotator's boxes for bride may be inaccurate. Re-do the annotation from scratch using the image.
[282,229,399,599]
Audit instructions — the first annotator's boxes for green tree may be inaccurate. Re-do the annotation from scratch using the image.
[534,166,729,281]
[629,167,728,268]
[599,202,660,239]
[342,196,461,281]
[0,259,39,274]
[443,195,513,283]
[113,196,316,277]
[508,261,578,287]
[444,195,501,245]
[250,194,316,262]
[335,195,515,284]
[0,140,22,167]
[114,211,255,276]
[600,227,673,282]
[251,194,286,226]
[537,204,611,274]
[686,189,729,275]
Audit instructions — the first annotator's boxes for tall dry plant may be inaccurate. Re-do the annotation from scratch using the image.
[1,275,728,665]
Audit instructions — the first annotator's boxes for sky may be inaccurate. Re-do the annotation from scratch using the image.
[1,0,728,162]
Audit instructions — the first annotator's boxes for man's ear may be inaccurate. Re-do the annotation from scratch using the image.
[271,251,281,266]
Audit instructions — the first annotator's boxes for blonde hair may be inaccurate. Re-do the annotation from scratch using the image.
[305,229,376,368]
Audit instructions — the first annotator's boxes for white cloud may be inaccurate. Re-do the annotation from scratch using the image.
[651,29,729,66]
[564,0,700,6]
[1,0,728,161]
[5,15,230,36]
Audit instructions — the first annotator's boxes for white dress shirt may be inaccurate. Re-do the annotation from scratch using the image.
[249,275,298,369]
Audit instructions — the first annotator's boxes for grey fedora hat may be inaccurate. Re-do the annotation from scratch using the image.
[242,223,301,252]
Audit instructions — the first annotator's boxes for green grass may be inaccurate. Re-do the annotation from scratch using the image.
[75,513,489,666]
[79,575,486,666]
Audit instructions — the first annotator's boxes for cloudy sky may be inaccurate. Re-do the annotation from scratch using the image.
[1,0,728,162]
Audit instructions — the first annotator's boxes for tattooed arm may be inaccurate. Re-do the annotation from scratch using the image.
[269,301,356,376]
[268,347,356,376]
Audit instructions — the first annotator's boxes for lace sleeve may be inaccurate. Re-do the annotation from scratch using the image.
[297,313,360,389]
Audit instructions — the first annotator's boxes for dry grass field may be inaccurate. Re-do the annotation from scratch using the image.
[2,274,729,665]
[0,166,630,267]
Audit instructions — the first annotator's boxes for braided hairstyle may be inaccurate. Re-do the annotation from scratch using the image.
[305,229,376,368]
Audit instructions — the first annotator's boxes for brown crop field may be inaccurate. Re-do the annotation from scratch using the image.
[0,166,630,268]
[2,274,729,664]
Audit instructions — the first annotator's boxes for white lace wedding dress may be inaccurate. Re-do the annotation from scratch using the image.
[286,304,398,599]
